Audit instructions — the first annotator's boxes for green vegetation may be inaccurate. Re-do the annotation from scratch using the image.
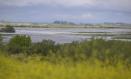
[0,25,15,33]
[0,35,131,79]
[7,35,31,54]
[0,54,131,79]
[0,34,3,48]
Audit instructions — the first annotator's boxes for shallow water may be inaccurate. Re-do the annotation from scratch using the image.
[1,27,131,43]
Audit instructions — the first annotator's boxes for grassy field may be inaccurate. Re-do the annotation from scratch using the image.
[0,52,131,79]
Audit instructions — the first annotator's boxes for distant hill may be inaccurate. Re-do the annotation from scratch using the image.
[0,21,131,28]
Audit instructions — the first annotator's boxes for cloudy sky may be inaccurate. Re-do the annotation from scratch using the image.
[0,0,131,23]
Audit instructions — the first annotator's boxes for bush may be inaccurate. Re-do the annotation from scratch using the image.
[7,35,32,54]
[31,40,55,56]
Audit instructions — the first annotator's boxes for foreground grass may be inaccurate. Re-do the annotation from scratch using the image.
[0,54,131,79]
[0,37,131,79]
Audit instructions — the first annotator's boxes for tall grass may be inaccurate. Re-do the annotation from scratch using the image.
[0,53,131,79]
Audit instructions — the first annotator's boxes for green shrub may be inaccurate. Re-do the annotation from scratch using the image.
[7,35,32,54]
[31,40,55,56]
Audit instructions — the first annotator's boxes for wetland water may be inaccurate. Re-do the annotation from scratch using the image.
[1,27,131,43]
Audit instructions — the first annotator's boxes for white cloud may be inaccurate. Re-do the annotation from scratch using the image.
[0,0,95,6]
[0,0,131,12]
[0,0,130,7]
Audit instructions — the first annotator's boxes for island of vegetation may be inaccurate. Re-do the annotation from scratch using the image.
[0,25,15,33]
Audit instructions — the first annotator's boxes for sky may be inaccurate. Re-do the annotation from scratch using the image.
[0,0,131,23]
